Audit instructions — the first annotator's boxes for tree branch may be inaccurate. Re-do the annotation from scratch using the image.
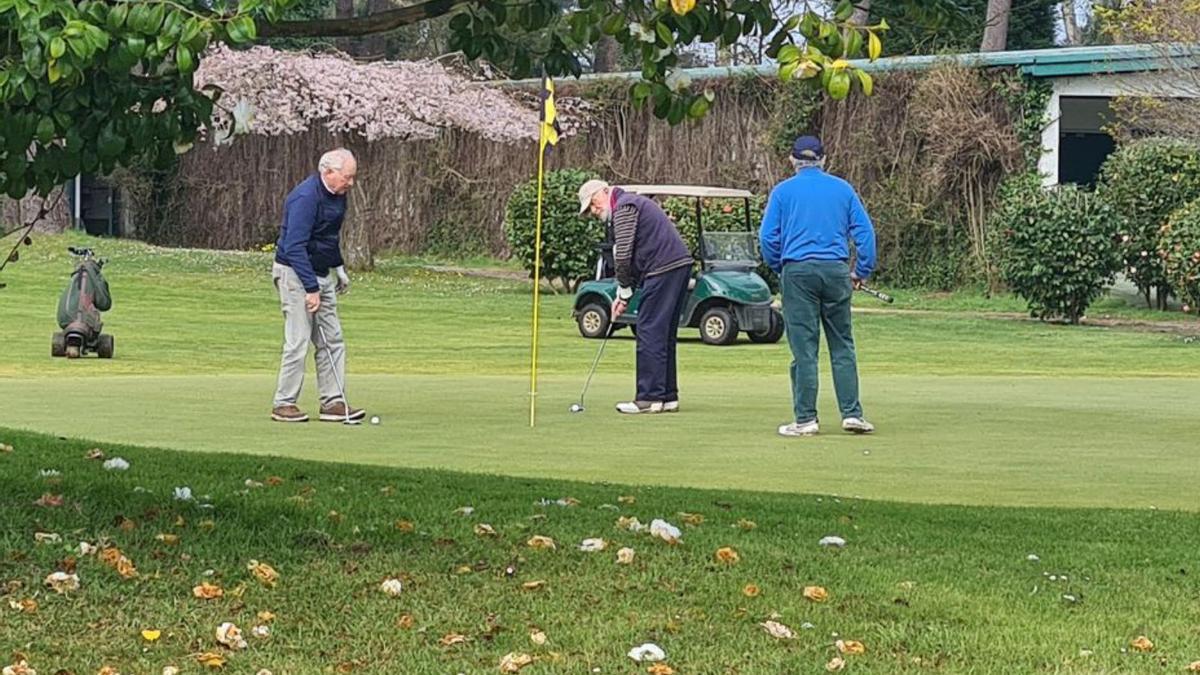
[257,0,479,38]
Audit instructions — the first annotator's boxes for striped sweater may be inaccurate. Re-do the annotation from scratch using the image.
[610,188,693,298]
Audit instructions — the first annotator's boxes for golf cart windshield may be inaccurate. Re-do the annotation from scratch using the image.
[701,231,761,269]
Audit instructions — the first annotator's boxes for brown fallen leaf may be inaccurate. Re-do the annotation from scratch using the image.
[2,660,35,675]
[265,476,285,486]
[1186,660,1200,672]
[439,632,467,647]
[175,515,187,527]
[85,447,104,460]
[742,583,760,597]
[803,585,829,603]
[499,652,533,673]
[529,628,547,645]
[98,666,121,675]
[397,614,415,629]
[617,495,636,505]
[836,639,865,655]
[825,656,846,672]
[395,520,415,533]
[474,523,498,537]
[714,547,740,564]
[526,536,556,550]
[256,610,276,623]
[1130,635,1154,652]
[156,534,180,546]
[194,651,226,668]
[327,511,343,523]
[647,665,676,675]
[9,598,37,613]
[736,519,757,530]
[679,512,705,526]
[114,556,138,579]
[34,493,63,508]
[193,583,224,600]
[247,560,278,588]
[521,580,547,591]
[198,520,216,531]
[759,620,796,639]
[117,517,137,532]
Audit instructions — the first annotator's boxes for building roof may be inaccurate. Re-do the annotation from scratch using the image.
[506,43,1200,88]
[619,185,754,198]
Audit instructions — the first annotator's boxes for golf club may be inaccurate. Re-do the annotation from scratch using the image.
[857,285,894,304]
[316,322,360,426]
[571,322,616,414]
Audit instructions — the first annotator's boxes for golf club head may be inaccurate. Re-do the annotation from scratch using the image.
[343,418,362,426]
[569,403,584,413]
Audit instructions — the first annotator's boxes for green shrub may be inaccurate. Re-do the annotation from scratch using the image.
[503,168,603,290]
[1096,138,1200,307]
[1159,199,1200,314]
[991,173,1121,323]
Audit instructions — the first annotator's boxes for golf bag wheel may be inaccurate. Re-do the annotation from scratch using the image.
[748,308,785,344]
[97,334,114,359]
[699,306,739,346]
[577,302,611,339]
[51,332,67,357]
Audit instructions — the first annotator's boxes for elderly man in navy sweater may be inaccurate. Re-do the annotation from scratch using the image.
[760,136,877,437]
[579,179,693,414]
[270,148,365,423]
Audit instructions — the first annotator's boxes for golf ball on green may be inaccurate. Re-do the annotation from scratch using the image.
[370,416,381,425]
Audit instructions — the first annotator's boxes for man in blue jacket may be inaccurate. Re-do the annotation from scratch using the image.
[760,136,877,437]
[270,148,364,423]
[578,179,693,414]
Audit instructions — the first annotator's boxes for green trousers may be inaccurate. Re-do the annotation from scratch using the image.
[781,260,864,424]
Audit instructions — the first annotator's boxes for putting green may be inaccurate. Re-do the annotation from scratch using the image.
[2,372,1196,510]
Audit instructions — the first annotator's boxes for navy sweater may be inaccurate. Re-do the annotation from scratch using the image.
[274,174,347,292]
[610,188,693,291]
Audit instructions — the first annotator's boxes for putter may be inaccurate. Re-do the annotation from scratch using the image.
[857,285,894,304]
[571,322,616,414]
[315,322,360,426]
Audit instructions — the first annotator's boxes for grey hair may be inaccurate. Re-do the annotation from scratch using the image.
[791,157,826,172]
[319,148,355,173]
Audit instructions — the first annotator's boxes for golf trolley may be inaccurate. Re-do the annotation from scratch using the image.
[52,246,114,359]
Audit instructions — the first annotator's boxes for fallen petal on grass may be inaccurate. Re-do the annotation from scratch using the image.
[439,632,468,647]
[527,536,556,550]
[474,523,498,537]
[529,629,547,646]
[836,639,865,654]
[142,629,162,642]
[818,536,846,548]
[759,620,796,639]
[193,583,224,600]
[216,622,248,650]
[649,519,682,544]
[803,586,829,602]
[44,571,80,594]
[628,643,666,662]
[247,560,278,587]
[1130,635,1154,652]
[616,547,636,565]
[579,538,606,552]
[498,652,533,673]
[825,656,846,671]
[380,578,403,596]
[715,546,740,564]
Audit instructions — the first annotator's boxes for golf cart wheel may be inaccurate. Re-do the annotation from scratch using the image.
[66,343,80,359]
[97,334,114,359]
[699,306,739,346]
[748,308,785,344]
[577,303,611,339]
[51,332,67,357]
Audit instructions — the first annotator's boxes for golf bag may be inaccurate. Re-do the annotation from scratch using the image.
[52,246,114,358]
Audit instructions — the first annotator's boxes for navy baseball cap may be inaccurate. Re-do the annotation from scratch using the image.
[791,135,824,160]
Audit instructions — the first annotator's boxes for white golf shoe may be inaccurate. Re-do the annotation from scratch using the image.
[615,401,663,415]
[662,400,680,413]
[841,417,875,434]
[778,420,819,437]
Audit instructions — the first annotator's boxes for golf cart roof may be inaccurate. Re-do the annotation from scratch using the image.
[619,185,755,199]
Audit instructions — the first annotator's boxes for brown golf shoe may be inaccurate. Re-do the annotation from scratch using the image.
[320,400,366,423]
[271,405,309,423]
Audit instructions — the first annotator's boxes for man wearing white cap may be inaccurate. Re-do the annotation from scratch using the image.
[578,179,693,414]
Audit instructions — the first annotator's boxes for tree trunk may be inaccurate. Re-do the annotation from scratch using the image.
[593,36,620,73]
[1060,0,1082,45]
[980,0,1012,52]
[850,0,871,25]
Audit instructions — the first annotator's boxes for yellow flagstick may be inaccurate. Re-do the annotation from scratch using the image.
[529,128,547,427]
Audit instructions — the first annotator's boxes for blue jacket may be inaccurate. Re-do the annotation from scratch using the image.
[759,167,876,279]
[275,174,347,292]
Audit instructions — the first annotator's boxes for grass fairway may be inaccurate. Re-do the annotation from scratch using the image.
[2,429,1199,674]
[1,234,1198,509]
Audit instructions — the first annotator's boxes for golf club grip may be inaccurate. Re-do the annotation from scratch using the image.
[860,286,894,304]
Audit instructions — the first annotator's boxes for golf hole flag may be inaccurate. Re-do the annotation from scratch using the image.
[529,72,560,427]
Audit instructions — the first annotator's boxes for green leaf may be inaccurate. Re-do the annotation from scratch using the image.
[36,116,54,143]
[176,45,193,73]
[844,29,863,58]
[632,81,653,105]
[144,3,165,34]
[47,61,61,83]
[107,2,128,30]
[655,21,673,47]
[868,30,882,61]
[833,0,854,22]
[721,15,740,45]
[777,44,800,64]
[687,95,709,119]
[778,60,799,81]
[126,35,146,58]
[601,14,624,35]
[855,68,873,96]
[48,37,66,60]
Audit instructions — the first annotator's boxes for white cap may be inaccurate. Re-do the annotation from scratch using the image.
[578,179,610,215]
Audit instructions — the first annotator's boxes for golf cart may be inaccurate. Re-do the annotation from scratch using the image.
[52,246,114,359]
[572,185,784,346]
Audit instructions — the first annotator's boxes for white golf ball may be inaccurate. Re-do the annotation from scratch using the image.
[370,416,381,425]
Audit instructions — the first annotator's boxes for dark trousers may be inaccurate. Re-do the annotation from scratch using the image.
[635,266,691,402]
[782,260,863,423]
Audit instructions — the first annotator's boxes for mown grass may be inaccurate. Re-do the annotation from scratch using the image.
[2,429,1198,674]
